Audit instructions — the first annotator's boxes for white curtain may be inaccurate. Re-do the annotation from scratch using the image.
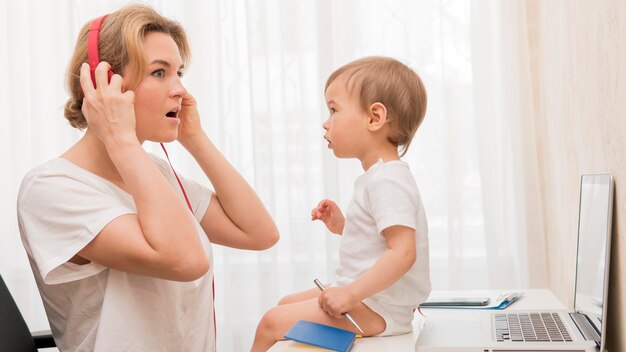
[0,0,535,350]
[470,0,547,289]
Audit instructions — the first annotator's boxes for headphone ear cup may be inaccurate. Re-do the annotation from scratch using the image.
[88,67,114,89]
[89,67,97,88]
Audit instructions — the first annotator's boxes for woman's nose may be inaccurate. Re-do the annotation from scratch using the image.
[322,118,330,131]
[170,77,187,98]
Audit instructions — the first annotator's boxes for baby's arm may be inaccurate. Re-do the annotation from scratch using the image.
[311,199,345,234]
[318,225,416,317]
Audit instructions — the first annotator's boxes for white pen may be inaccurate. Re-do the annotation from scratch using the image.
[499,292,517,302]
[314,279,365,336]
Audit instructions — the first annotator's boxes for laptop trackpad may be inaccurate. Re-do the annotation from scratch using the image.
[418,311,491,346]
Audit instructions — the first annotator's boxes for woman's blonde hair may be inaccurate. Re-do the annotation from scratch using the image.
[325,56,427,157]
[64,4,190,129]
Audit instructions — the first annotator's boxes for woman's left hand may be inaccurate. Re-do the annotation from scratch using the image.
[177,92,204,144]
[318,286,359,319]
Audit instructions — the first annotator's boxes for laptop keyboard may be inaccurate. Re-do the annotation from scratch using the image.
[494,313,573,342]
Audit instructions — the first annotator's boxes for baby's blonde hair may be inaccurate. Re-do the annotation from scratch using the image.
[64,4,190,129]
[325,56,427,156]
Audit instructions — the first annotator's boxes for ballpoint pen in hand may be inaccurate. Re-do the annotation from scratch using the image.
[314,279,365,336]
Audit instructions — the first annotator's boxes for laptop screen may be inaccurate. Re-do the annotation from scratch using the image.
[573,174,614,340]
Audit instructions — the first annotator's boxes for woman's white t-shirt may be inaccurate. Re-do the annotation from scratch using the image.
[17,154,215,352]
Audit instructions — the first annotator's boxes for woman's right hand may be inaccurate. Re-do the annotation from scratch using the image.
[80,62,138,146]
[311,199,345,234]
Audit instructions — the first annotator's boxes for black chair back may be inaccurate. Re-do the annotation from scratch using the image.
[0,275,38,352]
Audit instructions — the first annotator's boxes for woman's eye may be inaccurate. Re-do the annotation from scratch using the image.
[329,107,336,114]
[152,69,165,78]
[177,71,185,78]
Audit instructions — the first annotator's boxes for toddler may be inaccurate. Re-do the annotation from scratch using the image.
[252,56,430,351]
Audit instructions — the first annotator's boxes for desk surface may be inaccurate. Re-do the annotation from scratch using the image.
[268,289,564,352]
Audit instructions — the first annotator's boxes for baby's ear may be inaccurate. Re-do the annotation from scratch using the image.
[368,102,387,131]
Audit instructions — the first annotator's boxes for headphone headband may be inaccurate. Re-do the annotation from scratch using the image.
[87,14,112,88]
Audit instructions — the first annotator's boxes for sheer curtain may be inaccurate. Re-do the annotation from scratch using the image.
[470,0,547,290]
[0,0,533,350]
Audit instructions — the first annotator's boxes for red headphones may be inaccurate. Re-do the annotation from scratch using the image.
[87,14,114,88]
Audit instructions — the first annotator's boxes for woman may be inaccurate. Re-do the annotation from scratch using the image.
[16,4,278,351]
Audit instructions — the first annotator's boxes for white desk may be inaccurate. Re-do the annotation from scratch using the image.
[268,289,564,352]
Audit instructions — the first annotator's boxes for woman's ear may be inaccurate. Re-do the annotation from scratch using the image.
[368,102,387,131]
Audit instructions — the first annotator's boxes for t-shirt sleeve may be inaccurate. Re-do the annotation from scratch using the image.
[365,176,419,235]
[17,173,135,285]
[149,155,213,222]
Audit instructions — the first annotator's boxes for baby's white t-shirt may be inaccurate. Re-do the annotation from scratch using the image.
[17,154,215,352]
[335,159,431,309]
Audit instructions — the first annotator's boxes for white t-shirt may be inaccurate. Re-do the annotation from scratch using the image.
[17,154,216,352]
[335,159,431,308]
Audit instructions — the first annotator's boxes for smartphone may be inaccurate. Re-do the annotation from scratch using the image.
[420,297,491,307]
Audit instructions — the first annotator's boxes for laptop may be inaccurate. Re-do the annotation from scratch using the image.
[416,173,614,352]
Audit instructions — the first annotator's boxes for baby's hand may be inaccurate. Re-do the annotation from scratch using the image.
[318,286,357,319]
[310,199,345,234]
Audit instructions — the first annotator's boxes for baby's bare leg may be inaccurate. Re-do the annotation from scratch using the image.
[251,297,386,352]
[278,287,320,305]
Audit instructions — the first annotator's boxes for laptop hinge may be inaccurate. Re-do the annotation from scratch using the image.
[569,312,600,347]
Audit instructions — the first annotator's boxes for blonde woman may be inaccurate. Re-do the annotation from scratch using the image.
[17,4,278,351]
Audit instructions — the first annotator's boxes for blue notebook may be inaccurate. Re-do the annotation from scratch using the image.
[284,320,356,352]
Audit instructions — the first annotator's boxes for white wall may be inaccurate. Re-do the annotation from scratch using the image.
[525,1,625,350]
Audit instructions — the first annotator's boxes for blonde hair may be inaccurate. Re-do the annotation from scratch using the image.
[64,4,190,129]
[325,56,427,157]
